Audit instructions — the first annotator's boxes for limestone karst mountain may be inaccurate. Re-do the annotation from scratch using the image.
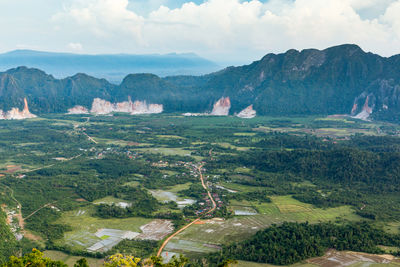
[2,44,400,122]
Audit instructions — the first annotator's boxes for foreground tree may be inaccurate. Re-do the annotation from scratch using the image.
[74,258,89,267]
[104,254,141,267]
[218,259,238,267]
[146,255,188,267]
[1,249,67,267]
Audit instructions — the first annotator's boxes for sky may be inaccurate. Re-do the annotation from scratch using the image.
[0,0,400,65]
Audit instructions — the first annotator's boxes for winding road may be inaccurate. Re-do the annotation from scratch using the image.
[156,163,217,257]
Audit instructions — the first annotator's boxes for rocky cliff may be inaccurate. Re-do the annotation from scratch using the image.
[90,97,163,115]
[211,97,231,116]
[236,105,256,118]
[67,105,89,115]
[0,98,37,120]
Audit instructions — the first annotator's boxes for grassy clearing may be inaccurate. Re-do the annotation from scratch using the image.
[123,181,140,187]
[291,181,316,188]
[220,182,260,193]
[166,183,192,193]
[214,142,251,151]
[137,147,193,157]
[316,117,355,123]
[378,245,400,253]
[375,221,400,234]
[233,132,257,136]
[233,167,252,173]
[271,196,314,213]
[156,135,186,139]
[95,138,152,147]
[161,170,179,176]
[43,250,103,267]
[93,196,127,205]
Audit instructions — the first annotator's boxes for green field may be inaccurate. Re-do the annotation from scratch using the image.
[43,251,103,267]
[93,196,128,205]
[136,147,201,159]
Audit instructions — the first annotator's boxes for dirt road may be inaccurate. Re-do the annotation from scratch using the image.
[156,163,216,257]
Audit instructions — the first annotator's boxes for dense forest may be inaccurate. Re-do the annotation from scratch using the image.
[211,135,400,220]
[206,222,400,265]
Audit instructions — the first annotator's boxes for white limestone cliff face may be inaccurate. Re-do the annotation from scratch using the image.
[211,97,231,116]
[353,95,373,120]
[0,98,37,120]
[236,105,256,118]
[90,97,163,115]
[91,98,115,114]
[67,105,89,114]
[183,96,232,116]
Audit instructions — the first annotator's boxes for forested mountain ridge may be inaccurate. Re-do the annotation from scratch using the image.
[1,44,400,121]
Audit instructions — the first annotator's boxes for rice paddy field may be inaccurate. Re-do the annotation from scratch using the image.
[166,195,361,255]
[53,206,152,250]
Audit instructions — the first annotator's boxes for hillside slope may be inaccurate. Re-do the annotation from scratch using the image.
[1,44,400,121]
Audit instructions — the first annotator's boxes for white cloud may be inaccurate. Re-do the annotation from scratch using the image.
[53,0,144,41]
[68,42,83,52]
[382,1,400,37]
[2,0,400,63]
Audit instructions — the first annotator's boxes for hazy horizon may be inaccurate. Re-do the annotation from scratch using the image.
[1,0,400,66]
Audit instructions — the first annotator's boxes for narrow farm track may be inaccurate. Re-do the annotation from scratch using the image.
[156,162,217,258]
[24,201,57,220]
[83,131,98,144]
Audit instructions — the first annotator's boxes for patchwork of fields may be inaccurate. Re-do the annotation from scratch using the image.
[1,114,400,266]
[165,195,361,256]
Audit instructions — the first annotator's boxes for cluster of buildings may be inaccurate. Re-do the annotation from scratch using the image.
[1,205,23,241]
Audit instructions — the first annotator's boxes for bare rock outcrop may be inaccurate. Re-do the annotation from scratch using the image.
[90,97,163,115]
[67,105,89,114]
[211,97,231,116]
[351,93,375,121]
[353,96,373,120]
[91,98,115,115]
[236,105,256,118]
[0,98,37,120]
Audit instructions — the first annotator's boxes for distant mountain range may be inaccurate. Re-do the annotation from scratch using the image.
[1,44,400,122]
[0,50,219,83]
